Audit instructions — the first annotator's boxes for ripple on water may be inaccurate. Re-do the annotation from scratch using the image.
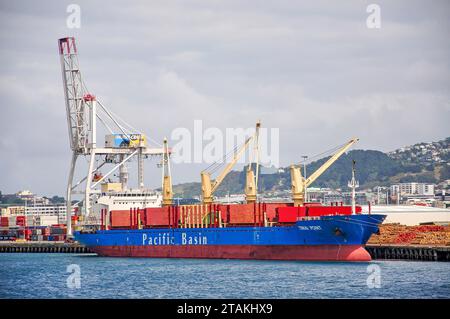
[0,254,449,299]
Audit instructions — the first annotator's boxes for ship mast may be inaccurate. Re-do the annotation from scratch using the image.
[348,160,359,215]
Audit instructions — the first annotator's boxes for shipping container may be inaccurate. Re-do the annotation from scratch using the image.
[0,217,8,227]
[263,203,289,221]
[8,216,16,226]
[15,215,26,226]
[277,206,298,223]
[50,227,66,235]
[307,206,354,216]
[228,203,259,225]
[110,210,133,228]
[0,236,16,241]
[145,207,170,227]
[37,216,59,226]
[31,235,44,241]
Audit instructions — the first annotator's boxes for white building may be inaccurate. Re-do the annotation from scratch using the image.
[390,183,435,196]
[15,190,50,205]
[24,204,75,224]
[24,204,68,217]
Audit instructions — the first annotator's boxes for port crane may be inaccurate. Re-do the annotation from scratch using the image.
[201,121,261,205]
[58,37,167,235]
[291,138,359,206]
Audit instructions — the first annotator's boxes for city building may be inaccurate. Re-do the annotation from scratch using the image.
[390,183,435,196]
[25,204,71,224]
[342,192,369,205]
[0,206,25,217]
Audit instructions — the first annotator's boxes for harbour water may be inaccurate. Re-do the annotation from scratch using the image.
[0,253,449,299]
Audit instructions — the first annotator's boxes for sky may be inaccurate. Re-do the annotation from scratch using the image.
[0,0,449,197]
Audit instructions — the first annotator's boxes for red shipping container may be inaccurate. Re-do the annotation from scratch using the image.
[277,206,298,223]
[264,203,289,221]
[15,215,26,227]
[306,206,355,216]
[228,203,258,224]
[110,211,132,227]
[145,207,170,226]
[1,217,9,227]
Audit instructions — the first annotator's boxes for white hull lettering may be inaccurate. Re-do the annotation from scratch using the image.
[143,232,207,246]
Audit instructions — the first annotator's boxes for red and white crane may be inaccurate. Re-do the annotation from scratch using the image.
[58,37,169,236]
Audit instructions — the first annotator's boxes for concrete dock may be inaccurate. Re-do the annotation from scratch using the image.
[0,241,92,253]
[366,244,450,261]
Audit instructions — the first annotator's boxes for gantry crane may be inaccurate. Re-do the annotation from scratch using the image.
[58,37,167,235]
[201,121,261,205]
[291,138,359,206]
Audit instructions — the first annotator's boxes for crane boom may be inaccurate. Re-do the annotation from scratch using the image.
[201,137,253,204]
[201,124,258,205]
[291,137,359,206]
[304,138,359,187]
[213,136,252,193]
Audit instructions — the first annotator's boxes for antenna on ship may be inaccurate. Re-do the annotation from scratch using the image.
[58,37,168,236]
[348,160,359,215]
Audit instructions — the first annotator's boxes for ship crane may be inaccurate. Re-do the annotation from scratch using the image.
[59,37,167,235]
[201,121,261,205]
[161,138,173,206]
[291,137,359,206]
[245,121,261,204]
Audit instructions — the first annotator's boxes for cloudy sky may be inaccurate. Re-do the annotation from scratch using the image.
[0,0,449,197]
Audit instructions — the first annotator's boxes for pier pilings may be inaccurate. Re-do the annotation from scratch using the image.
[0,242,91,254]
[366,245,450,261]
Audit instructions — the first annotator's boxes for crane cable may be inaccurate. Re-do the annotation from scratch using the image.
[204,142,242,175]
[296,142,349,166]
[80,74,163,148]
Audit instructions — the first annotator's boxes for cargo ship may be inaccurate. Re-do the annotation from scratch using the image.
[75,203,385,261]
[58,37,385,261]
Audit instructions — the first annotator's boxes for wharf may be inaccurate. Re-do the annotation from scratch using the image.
[0,241,92,253]
[366,244,450,261]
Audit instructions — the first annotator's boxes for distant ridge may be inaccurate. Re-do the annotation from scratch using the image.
[172,137,450,198]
